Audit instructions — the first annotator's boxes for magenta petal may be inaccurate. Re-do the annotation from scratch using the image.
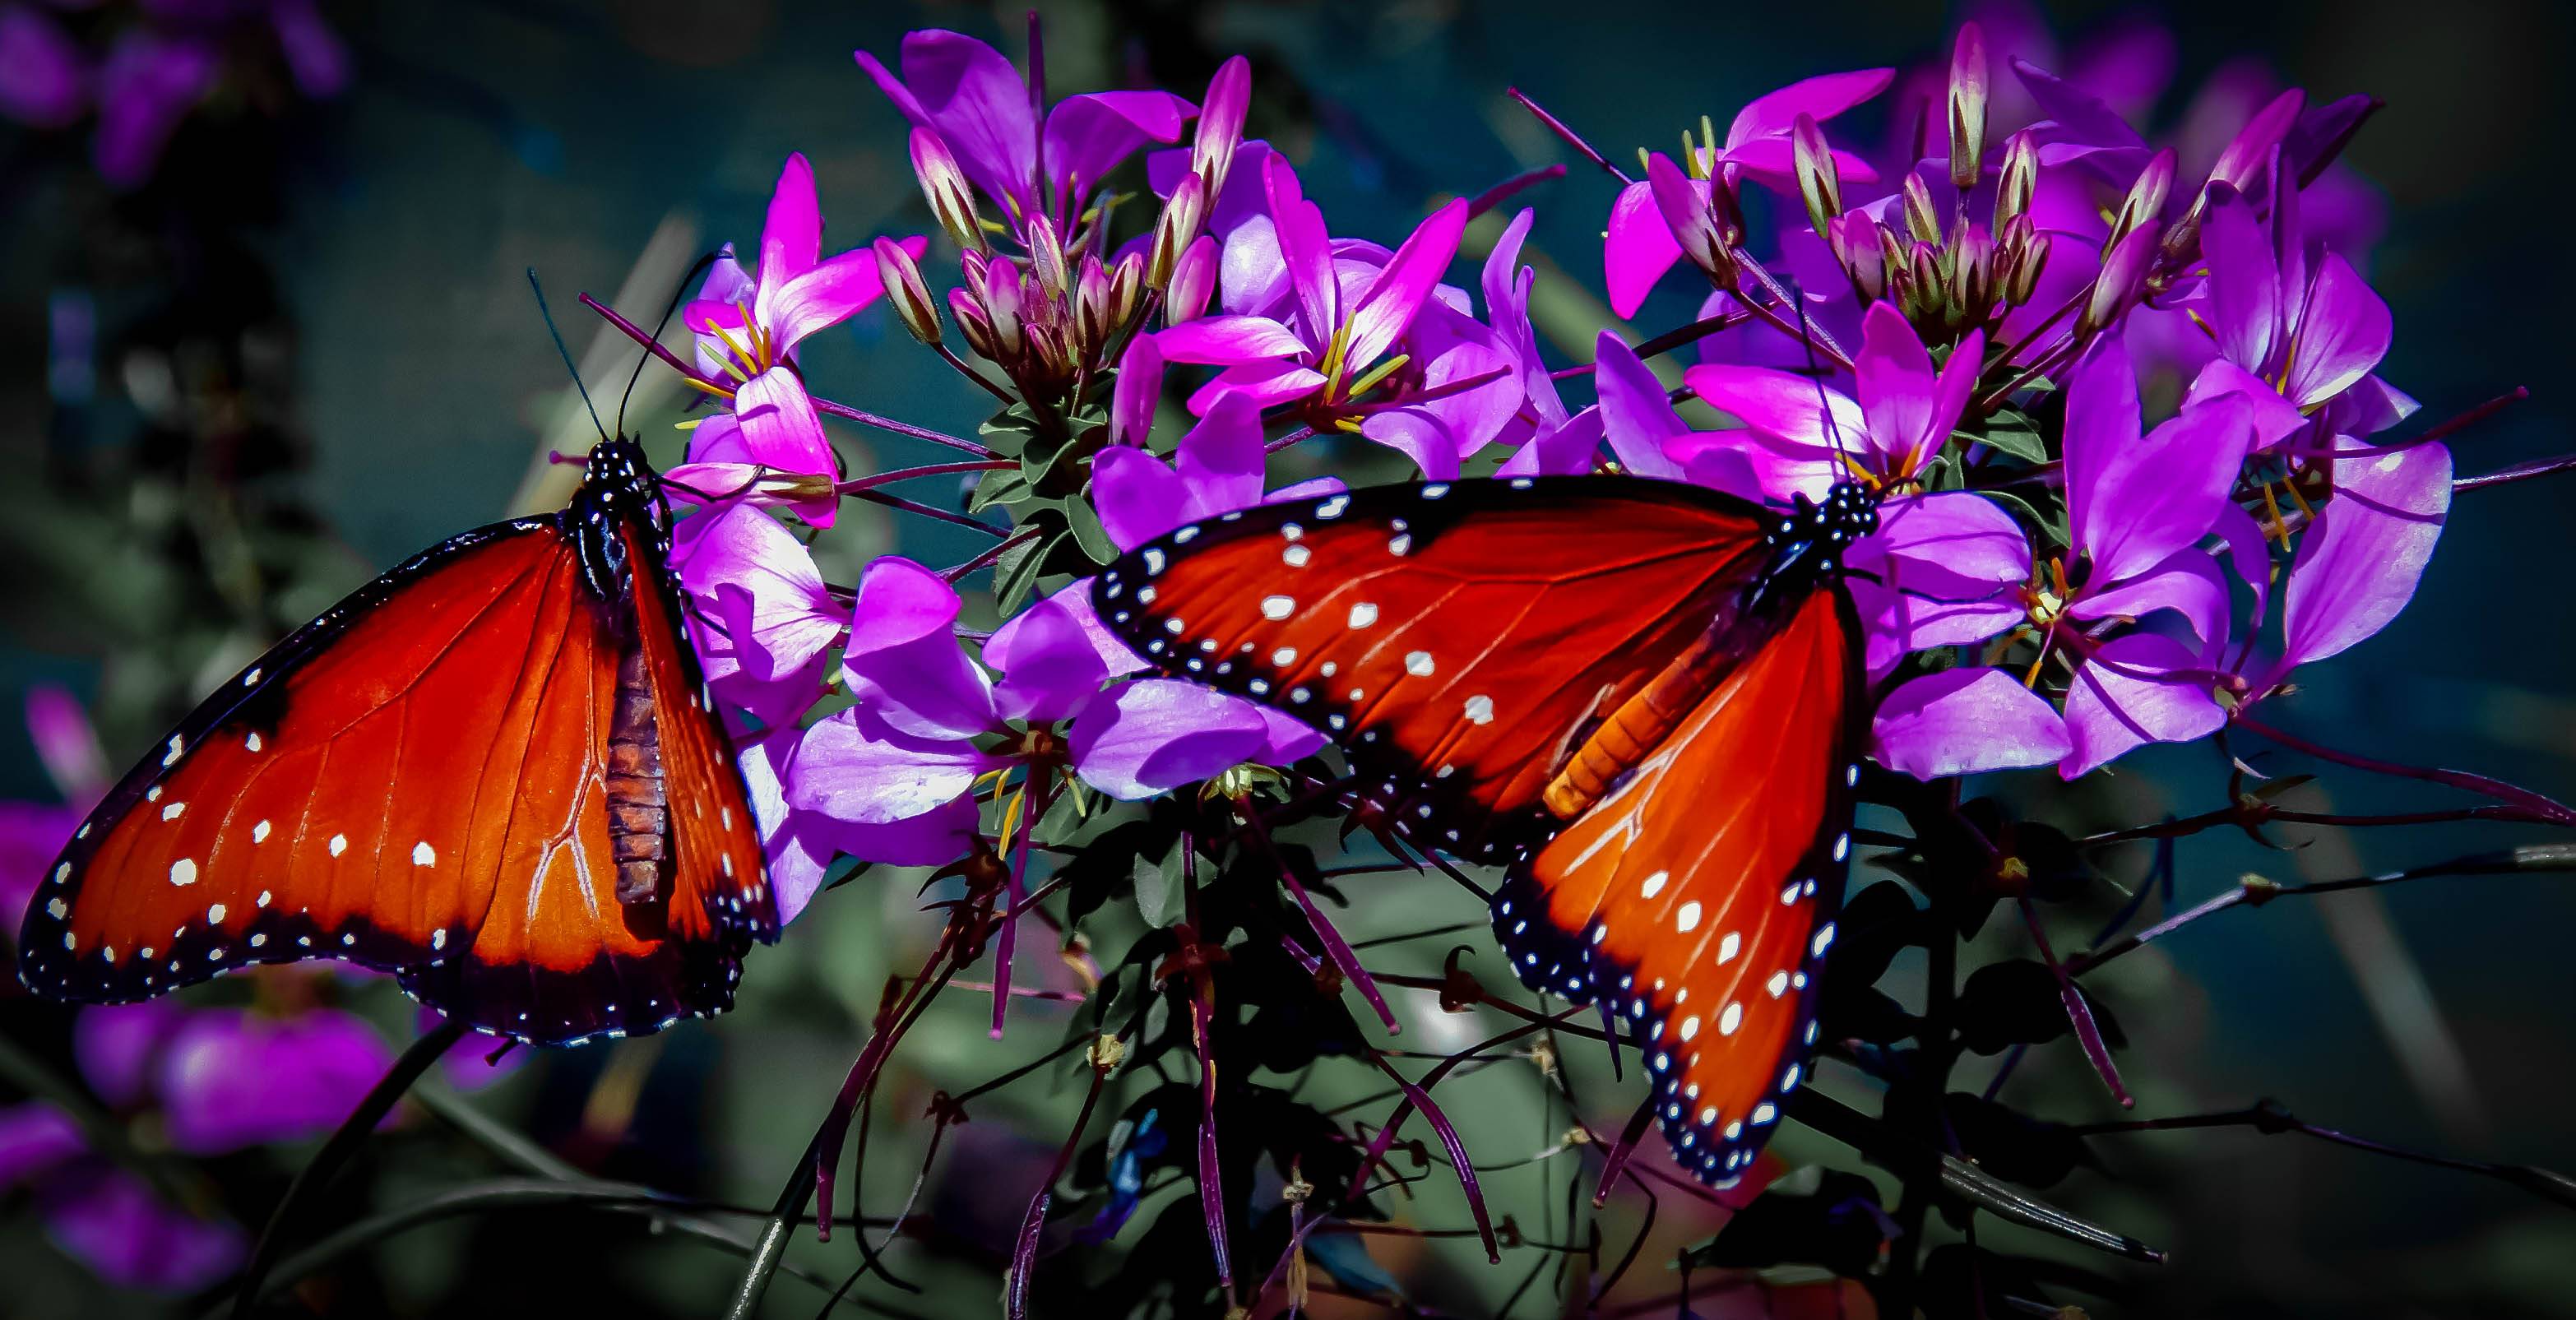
[675,504,843,683]
[1499,406,1605,478]
[1044,89,1195,204]
[0,1103,86,1187]
[157,1009,397,1155]
[815,799,980,871]
[41,1169,244,1295]
[2199,189,2280,373]
[1482,209,1563,427]
[767,246,903,354]
[2083,393,2253,584]
[887,30,1039,218]
[2185,359,2306,451]
[1726,67,1895,144]
[1594,331,1689,480]
[1854,303,1937,471]
[842,557,998,740]
[1184,359,1327,415]
[1110,335,1165,448]
[1068,680,1271,800]
[2069,549,2232,652]
[1265,154,1340,345]
[755,153,823,298]
[1604,179,1684,320]
[987,595,1110,725]
[1358,410,1464,481]
[1090,446,1192,551]
[2281,442,2451,670]
[2281,252,2391,410]
[1153,313,1309,365]
[1217,213,1289,317]
[789,706,991,825]
[1847,493,2030,669]
[730,373,830,477]
[2060,633,2225,778]
[1684,364,1867,456]
[1344,198,1467,370]
[0,7,90,129]
[1022,581,1150,678]
[1873,668,2071,779]
[1176,391,1269,519]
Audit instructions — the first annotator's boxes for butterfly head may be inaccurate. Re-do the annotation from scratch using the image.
[1753,481,1879,614]
[568,436,672,600]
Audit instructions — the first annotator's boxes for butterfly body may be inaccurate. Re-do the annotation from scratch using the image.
[1094,475,1876,1184]
[19,438,777,1046]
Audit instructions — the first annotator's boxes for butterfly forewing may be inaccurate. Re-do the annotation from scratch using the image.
[1094,477,1776,855]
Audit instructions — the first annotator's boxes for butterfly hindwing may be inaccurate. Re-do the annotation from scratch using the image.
[1094,476,1777,856]
[1495,587,1864,1184]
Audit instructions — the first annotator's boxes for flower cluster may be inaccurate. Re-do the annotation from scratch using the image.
[554,10,2531,1313]
[655,17,2461,900]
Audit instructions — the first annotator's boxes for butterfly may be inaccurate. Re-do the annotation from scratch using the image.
[16,437,779,1046]
[1091,474,1878,1185]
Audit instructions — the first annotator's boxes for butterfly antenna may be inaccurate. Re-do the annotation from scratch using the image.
[618,248,724,438]
[527,267,609,447]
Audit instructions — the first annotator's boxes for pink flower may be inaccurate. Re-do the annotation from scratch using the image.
[1602,68,1891,317]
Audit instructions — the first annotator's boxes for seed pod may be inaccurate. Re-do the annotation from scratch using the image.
[1148,172,1207,289]
[1948,22,1989,192]
[1023,214,1070,299]
[1995,131,2038,230]
[1793,113,1843,242]
[873,239,941,347]
[908,128,986,253]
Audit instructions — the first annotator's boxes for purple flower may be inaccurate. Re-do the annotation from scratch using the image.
[0,5,87,128]
[155,1007,398,1154]
[2189,179,2392,428]
[1486,208,1605,477]
[857,29,1194,239]
[93,26,219,188]
[785,553,1321,867]
[0,1100,243,1294]
[672,502,843,729]
[2046,334,2259,776]
[2243,436,2452,704]
[1090,393,1345,546]
[1602,68,1891,317]
[1154,155,1506,474]
[1682,303,2030,679]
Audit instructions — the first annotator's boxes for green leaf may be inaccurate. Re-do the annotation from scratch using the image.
[994,526,1063,614]
[1978,486,2068,549]
[1063,496,1119,568]
[1965,407,2050,465]
[971,465,1038,513]
[1136,844,1185,929]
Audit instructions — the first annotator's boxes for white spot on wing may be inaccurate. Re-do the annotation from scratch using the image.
[328,834,348,857]
[1720,1002,1744,1035]
[1462,694,1494,725]
[1346,602,1378,628]
[1717,931,1740,964]
[169,859,197,887]
[207,904,226,924]
[1640,870,1668,900]
[1260,595,1295,619]
[412,841,436,867]
[252,820,271,844]
[161,802,184,822]
[1404,651,1434,677]
[1675,901,1702,933]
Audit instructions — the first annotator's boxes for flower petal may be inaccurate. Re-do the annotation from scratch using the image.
[676,503,844,683]
[988,595,1110,725]
[1726,67,1895,145]
[1855,303,1939,472]
[1110,335,1165,448]
[2281,252,2391,411]
[1043,89,1196,207]
[1594,331,1689,480]
[156,1009,396,1155]
[788,706,991,826]
[1265,154,1340,345]
[1343,197,1468,371]
[1871,668,2071,780]
[1175,391,1269,520]
[2185,359,2308,451]
[870,30,1037,220]
[0,1103,85,1188]
[1358,410,1464,480]
[1024,580,1150,678]
[2069,549,2232,652]
[754,153,822,304]
[1604,179,1684,320]
[1069,679,1272,800]
[1184,359,1328,415]
[2199,187,2280,374]
[768,241,919,354]
[1153,313,1309,365]
[40,1168,244,1294]
[2281,441,2450,671]
[842,557,997,739]
[2060,633,2225,778]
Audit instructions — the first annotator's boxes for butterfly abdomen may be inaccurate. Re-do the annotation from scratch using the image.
[608,642,670,905]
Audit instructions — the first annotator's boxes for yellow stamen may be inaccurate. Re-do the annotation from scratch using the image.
[2283,479,2316,521]
[1316,321,1354,396]
[2259,481,2289,544]
[682,376,737,402]
[996,783,1029,856]
[674,417,704,432]
[1344,352,1411,400]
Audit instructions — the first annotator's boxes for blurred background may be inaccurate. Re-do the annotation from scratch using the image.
[1,1,2572,1315]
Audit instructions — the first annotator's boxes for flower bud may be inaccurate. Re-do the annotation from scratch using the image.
[1193,55,1252,201]
[1995,131,2038,230]
[1902,170,1942,245]
[949,287,996,359]
[909,128,986,253]
[2112,148,2175,245]
[872,238,941,347]
[1110,250,1147,327]
[1875,224,1911,301]
[1792,113,1843,241]
[1026,322,1075,382]
[1165,234,1217,326]
[1023,213,1070,297]
[1910,241,1942,308]
[1647,151,1734,285]
[980,254,1026,359]
[2206,88,2304,201]
[2005,227,2049,305]
[1148,171,1207,289]
[1948,220,1994,314]
[1073,254,1114,353]
[1831,213,1885,299]
[1948,21,1989,192]
[2077,225,2157,338]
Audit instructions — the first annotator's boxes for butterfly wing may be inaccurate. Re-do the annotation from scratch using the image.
[1493,586,1864,1185]
[1094,477,1777,856]
[20,510,768,1045]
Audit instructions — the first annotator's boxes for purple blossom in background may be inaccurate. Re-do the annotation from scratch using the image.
[673,501,843,729]
[2187,179,2393,437]
[857,28,1194,237]
[2244,435,2453,705]
[1486,209,1606,477]
[1602,68,1890,317]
